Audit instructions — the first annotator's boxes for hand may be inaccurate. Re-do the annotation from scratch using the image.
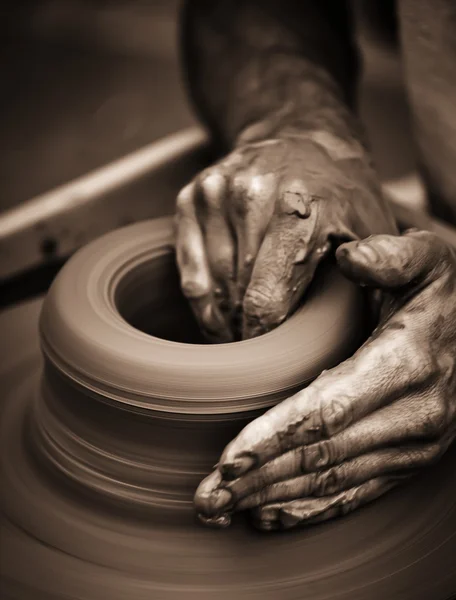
[175,131,397,341]
[194,230,456,530]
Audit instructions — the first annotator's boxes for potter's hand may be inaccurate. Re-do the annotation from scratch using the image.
[194,231,456,530]
[175,133,397,342]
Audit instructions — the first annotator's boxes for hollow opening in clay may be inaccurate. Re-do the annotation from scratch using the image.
[114,251,208,344]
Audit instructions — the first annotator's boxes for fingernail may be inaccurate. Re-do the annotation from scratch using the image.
[256,506,278,522]
[282,191,311,218]
[303,443,330,472]
[353,243,380,265]
[337,246,349,260]
[194,487,233,517]
[279,509,302,529]
[220,453,257,480]
[211,487,234,512]
[294,248,307,264]
[257,519,279,532]
[193,471,223,515]
[198,512,232,528]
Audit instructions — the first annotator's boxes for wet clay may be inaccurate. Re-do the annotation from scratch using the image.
[1,218,455,600]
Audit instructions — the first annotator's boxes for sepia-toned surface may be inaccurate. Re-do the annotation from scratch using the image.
[1,293,455,599]
[1,218,456,600]
[1,3,456,598]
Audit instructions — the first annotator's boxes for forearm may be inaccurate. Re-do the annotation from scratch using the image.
[180,0,363,149]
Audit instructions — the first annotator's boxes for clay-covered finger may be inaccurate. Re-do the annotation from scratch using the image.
[242,186,329,339]
[218,309,435,481]
[211,393,448,504]
[175,182,233,342]
[193,469,234,526]
[228,173,277,302]
[204,216,237,320]
[252,476,400,531]
[234,441,445,511]
[336,229,454,290]
[197,172,238,325]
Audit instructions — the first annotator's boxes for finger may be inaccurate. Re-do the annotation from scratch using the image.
[252,476,401,531]
[242,184,330,339]
[228,173,277,302]
[175,182,233,342]
[197,172,237,321]
[336,229,453,290]
[234,440,445,511]
[218,300,439,481]
[193,469,233,526]
[212,392,447,504]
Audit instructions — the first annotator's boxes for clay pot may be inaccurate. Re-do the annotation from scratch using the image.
[35,216,365,516]
[2,216,456,599]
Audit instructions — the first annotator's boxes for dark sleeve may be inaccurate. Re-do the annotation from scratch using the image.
[179,0,360,146]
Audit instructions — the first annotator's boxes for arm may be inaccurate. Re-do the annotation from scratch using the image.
[175,0,396,342]
[180,0,362,149]
[179,3,456,531]
[195,231,456,529]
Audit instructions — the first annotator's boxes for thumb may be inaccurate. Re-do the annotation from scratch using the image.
[335,230,449,290]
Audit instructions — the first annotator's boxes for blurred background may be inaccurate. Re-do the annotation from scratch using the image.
[1,0,194,212]
[0,0,420,303]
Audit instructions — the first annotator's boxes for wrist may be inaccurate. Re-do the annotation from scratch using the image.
[235,112,369,167]
[231,53,366,151]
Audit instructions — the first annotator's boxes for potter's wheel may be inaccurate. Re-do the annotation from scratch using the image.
[1,218,455,600]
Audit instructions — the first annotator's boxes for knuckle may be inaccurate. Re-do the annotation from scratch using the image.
[314,465,344,496]
[243,285,286,333]
[398,447,421,467]
[321,397,354,437]
[176,183,195,214]
[243,285,271,319]
[180,278,210,300]
[199,170,225,210]
[421,397,448,438]
[248,173,275,198]
[438,353,456,387]
[408,230,454,267]
[427,442,444,463]
[231,174,263,217]
[249,470,269,494]
[301,439,335,472]
[232,172,252,196]
[400,443,441,468]
[401,338,437,385]
[409,229,443,249]
[418,350,440,384]
[256,487,272,507]
[419,443,443,465]
[338,486,362,515]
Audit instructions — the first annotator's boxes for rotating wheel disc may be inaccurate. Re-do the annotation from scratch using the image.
[1,219,455,600]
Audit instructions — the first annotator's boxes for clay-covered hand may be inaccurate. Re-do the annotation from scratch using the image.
[194,230,456,530]
[175,133,397,341]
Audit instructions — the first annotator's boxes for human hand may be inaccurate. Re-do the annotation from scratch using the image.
[194,230,456,530]
[175,131,397,342]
